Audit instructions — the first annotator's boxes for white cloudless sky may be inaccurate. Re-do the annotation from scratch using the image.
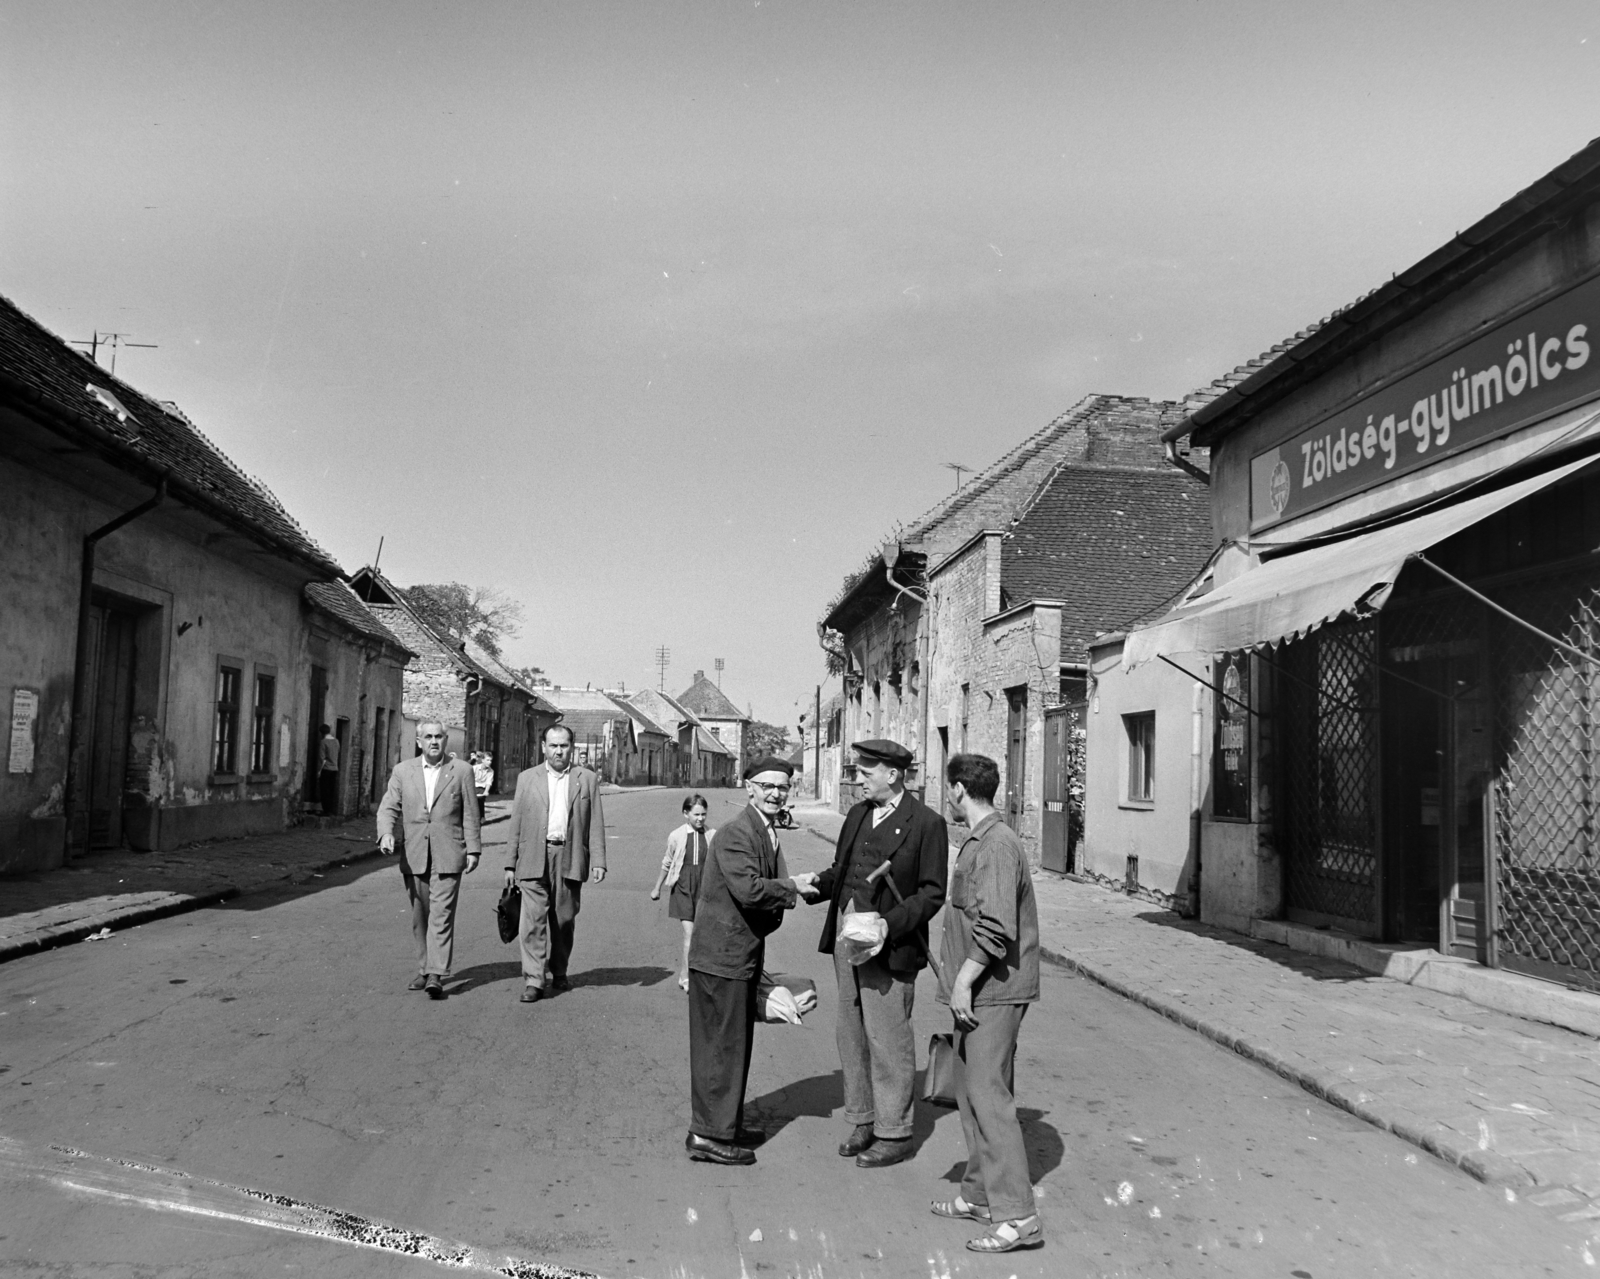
[3,1,1596,725]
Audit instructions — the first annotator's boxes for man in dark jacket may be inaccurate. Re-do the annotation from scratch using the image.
[809,739,948,1167]
[684,757,817,1166]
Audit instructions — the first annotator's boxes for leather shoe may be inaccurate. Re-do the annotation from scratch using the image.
[856,1138,914,1168]
[424,975,445,1001]
[734,1128,767,1148]
[407,974,428,992]
[519,985,544,1003]
[838,1124,875,1158]
[552,975,573,993]
[685,1133,754,1166]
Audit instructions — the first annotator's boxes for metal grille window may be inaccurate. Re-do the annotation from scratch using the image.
[249,673,275,775]
[1277,618,1380,930]
[214,664,242,776]
[1125,712,1155,802]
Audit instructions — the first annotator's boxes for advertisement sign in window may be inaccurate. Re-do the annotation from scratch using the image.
[1212,654,1251,820]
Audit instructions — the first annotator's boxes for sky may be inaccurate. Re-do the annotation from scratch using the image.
[2,1,1597,728]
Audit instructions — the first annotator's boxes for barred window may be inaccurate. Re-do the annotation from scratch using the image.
[214,664,242,775]
[250,673,276,775]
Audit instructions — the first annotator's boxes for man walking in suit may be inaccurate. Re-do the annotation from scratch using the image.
[376,720,482,1000]
[808,739,948,1167]
[684,756,817,1166]
[504,723,607,1002]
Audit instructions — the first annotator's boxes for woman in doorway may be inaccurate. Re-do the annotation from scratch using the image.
[650,794,714,992]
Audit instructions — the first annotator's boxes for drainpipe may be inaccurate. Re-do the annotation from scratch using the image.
[64,478,167,860]
[1165,440,1210,484]
[1189,679,1205,918]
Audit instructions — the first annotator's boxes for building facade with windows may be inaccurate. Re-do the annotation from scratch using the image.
[1131,138,1600,987]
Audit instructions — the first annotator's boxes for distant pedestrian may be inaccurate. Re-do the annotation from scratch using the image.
[931,753,1042,1254]
[805,739,947,1169]
[375,720,483,1000]
[318,723,340,815]
[650,794,715,992]
[684,758,818,1166]
[504,724,607,1003]
[472,750,494,822]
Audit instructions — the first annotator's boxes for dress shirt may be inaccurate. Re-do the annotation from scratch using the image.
[871,790,904,828]
[546,766,572,841]
[422,758,446,809]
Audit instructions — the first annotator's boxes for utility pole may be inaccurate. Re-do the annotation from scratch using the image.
[814,684,822,801]
[70,331,158,376]
[654,646,671,691]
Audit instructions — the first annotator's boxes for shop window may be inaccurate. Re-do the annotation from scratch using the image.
[249,668,277,777]
[1212,653,1251,820]
[1125,712,1155,803]
[213,661,243,777]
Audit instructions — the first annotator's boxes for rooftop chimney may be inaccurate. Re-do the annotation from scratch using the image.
[693,670,705,682]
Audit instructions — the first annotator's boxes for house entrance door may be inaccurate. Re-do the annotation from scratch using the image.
[304,665,328,802]
[82,604,137,849]
[1004,686,1027,832]
[1041,704,1071,873]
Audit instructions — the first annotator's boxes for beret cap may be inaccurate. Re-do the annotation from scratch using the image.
[744,756,796,780]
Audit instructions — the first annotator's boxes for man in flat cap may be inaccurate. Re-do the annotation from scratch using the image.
[806,739,948,1167]
[684,756,818,1165]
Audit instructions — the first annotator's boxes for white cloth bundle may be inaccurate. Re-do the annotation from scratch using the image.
[837,910,889,966]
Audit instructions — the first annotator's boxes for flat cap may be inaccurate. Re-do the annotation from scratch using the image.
[744,756,795,780]
[852,739,914,769]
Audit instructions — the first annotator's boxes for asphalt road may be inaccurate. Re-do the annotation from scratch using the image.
[1,786,1593,1278]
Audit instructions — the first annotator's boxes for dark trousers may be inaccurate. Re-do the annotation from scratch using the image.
[688,968,759,1142]
[318,768,339,815]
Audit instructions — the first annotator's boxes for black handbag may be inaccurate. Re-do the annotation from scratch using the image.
[923,1032,957,1107]
[495,882,521,944]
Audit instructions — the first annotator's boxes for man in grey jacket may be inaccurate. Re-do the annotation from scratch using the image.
[376,721,482,999]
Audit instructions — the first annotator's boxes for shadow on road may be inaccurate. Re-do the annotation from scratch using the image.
[1132,910,1383,984]
[569,965,674,989]
[930,1106,1065,1184]
[209,855,397,912]
[449,960,523,994]
[744,1070,845,1140]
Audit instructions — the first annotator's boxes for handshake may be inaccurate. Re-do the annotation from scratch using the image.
[791,872,823,902]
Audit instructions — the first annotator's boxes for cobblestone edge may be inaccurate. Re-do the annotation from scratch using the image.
[0,846,387,966]
[1039,943,1537,1190]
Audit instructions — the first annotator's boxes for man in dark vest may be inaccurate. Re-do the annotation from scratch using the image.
[684,756,818,1166]
[808,739,948,1167]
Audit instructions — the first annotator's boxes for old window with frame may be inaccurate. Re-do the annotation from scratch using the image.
[249,666,277,777]
[213,659,244,778]
[1125,711,1155,804]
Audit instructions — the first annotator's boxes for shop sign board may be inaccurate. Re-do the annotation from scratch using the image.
[1250,273,1600,530]
[1211,655,1251,820]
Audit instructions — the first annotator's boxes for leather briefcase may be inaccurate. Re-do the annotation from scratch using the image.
[922,1032,957,1107]
[495,882,521,945]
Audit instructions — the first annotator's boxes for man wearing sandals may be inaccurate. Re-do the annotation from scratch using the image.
[932,753,1044,1253]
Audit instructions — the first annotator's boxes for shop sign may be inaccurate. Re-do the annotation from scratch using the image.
[1250,272,1600,530]
[1212,654,1251,820]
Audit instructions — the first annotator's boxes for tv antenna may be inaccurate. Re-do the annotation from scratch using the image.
[654,646,671,690]
[714,657,725,688]
[70,331,158,376]
[943,462,971,491]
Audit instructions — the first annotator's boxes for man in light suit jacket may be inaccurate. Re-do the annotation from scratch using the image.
[503,723,607,1002]
[376,720,482,1000]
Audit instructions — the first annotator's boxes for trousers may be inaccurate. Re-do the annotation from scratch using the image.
[833,945,917,1140]
[517,857,582,988]
[401,862,461,977]
[688,968,759,1142]
[954,1002,1033,1222]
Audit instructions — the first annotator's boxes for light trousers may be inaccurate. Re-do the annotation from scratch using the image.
[517,861,582,988]
[833,946,918,1140]
[401,864,461,977]
[954,1001,1034,1223]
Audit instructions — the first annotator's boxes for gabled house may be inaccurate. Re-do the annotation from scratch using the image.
[539,686,635,781]
[626,686,735,786]
[605,692,675,784]
[0,293,394,868]
[676,671,749,773]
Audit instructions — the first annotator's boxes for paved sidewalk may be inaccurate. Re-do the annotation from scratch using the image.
[786,801,1600,1218]
[0,801,511,962]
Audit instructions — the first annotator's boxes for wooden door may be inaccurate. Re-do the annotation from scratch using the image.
[86,606,136,849]
[1041,705,1070,873]
[1005,686,1027,832]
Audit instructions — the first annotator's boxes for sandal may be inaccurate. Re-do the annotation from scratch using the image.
[930,1196,990,1222]
[966,1215,1043,1253]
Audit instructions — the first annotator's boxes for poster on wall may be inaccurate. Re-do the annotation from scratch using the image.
[9,688,39,774]
[1212,655,1251,820]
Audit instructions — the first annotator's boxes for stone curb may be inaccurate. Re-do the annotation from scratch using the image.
[0,845,388,967]
[1039,942,1537,1190]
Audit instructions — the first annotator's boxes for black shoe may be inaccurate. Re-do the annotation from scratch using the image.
[838,1124,875,1157]
[552,975,573,993]
[407,974,428,992]
[519,985,544,1003]
[734,1128,767,1149]
[424,975,445,1000]
[685,1133,755,1165]
[855,1137,914,1168]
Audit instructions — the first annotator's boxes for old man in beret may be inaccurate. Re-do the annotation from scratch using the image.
[806,739,948,1167]
[684,756,819,1166]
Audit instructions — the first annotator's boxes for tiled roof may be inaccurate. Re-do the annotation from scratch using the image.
[554,709,631,747]
[606,692,670,738]
[693,725,732,756]
[0,293,340,574]
[677,675,747,722]
[1001,464,1214,655]
[304,581,411,653]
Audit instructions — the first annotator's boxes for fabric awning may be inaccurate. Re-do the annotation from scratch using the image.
[1122,454,1598,669]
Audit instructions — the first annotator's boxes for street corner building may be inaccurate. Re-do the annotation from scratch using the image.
[0,294,414,872]
[1125,136,1600,995]
[820,393,1211,871]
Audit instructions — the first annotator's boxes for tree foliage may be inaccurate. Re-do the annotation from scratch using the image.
[402,583,525,659]
[744,719,793,763]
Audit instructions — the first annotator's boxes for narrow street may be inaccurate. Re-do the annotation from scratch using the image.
[0,788,1589,1278]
